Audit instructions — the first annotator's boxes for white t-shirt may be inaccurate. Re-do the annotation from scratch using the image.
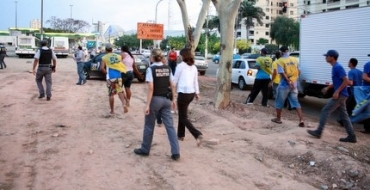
[173,62,199,94]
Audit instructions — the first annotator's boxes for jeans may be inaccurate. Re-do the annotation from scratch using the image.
[168,60,177,75]
[140,96,179,155]
[177,93,202,139]
[317,96,355,136]
[275,87,301,109]
[36,67,52,97]
[246,78,271,106]
[77,62,86,83]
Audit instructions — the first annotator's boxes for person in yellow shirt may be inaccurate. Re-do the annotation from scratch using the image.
[270,51,281,99]
[244,48,272,107]
[100,44,128,115]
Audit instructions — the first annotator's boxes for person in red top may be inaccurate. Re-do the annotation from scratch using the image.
[167,47,177,75]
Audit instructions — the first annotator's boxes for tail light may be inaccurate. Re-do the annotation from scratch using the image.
[247,69,253,76]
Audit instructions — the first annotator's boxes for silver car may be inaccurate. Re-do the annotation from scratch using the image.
[194,56,208,75]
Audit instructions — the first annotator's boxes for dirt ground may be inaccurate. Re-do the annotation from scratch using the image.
[0,57,369,190]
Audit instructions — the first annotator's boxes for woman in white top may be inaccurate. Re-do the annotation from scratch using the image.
[121,46,143,107]
[173,48,203,146]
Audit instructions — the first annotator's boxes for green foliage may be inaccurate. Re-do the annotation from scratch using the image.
[256,38,269,45]
[236,39,251,51]
[114,34,152,49]
[270,16,300,49]
[168,36,186,50]
[46,16,90,33]
[264,44,279,54]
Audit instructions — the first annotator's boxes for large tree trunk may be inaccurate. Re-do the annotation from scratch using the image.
[177,0,211,52]
[213,0,242,109]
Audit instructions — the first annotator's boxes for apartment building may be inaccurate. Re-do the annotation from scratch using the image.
[29,19,41,30]
[236,0,369,48]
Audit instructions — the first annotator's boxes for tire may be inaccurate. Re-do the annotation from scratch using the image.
[83,69,90,80]
[298,93,306,98]
[238,77,247,90]
[199,71,206,75]
[214,60,219,64]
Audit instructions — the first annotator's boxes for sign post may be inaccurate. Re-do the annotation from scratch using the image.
[137,22,164,49]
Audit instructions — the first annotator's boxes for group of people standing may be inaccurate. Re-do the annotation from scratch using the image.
[245,46,370,144]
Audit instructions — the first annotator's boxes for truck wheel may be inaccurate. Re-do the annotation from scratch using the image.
[238,77,247,90]
[199,71,206,75]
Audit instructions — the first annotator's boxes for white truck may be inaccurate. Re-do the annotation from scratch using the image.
[15,35,37,58]
[50,37,69,58]
[298,6,370,98]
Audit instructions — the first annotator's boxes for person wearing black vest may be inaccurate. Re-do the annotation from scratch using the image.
[32,40,57,101]
[0,45,7,69]
[134,49,180,161]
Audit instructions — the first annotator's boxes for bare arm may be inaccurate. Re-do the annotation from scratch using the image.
[100,60,107,75]
[362,73,370,83]
[32,59,39,75]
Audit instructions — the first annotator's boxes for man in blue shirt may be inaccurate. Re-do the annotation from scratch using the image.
[337,58,363,125]
[362,54,370,86]
[307,50,356,143]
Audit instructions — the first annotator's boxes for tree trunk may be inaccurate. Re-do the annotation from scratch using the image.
[177,0,210,53]
[212,0,242,109]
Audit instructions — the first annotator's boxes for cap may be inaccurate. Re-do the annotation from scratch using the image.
[260,48,268,54]
[279,46,288,52]
[105,44,113,50]
[323,50,339,58]
[368,54,370,57]
[40,40,48,46]
[151,48,163,57]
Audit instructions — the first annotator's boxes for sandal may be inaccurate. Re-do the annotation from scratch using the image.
[271,118,282,124]
[299,122,305,127]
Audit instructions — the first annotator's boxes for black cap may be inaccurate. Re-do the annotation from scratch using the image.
[260,48,268,54]
[279,46,288,52]
[368,54,370,57]
[40,40,48,46]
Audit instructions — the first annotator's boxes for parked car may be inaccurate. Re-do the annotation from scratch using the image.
[231,59,258,90]
[213,54,241,64]
[289,51,300,63]
[246,54,260,59]
[83,52,149,82]
[241,53,251,59]
[194,56,208,75]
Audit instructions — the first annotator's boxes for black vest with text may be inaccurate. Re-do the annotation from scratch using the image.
[151,65,171,97]
[39,49,52,65]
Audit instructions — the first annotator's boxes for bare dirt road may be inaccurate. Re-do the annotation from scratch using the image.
[0,57,369,190]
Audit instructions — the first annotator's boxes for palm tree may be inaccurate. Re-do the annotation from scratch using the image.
[204,15,221,34]
[238,0,265,41]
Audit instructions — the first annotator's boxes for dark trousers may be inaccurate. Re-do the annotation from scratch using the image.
[177,93,202,139]
[169,60,177,75]
[0,54,6,69]
[246,78,271,106]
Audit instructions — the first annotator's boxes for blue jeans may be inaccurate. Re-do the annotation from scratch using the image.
[317,96,355,136]
[77,62,86,83]
[139,96,179,155]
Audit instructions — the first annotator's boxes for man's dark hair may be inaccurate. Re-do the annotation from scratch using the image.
[40,40,48,47]
[349,58,358,67]
[78,46,82,50]
[275,51,281,59]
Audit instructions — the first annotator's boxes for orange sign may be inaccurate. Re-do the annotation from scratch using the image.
[137,23,164,40]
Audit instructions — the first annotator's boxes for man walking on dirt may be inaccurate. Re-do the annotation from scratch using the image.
[168,47,177,75]
[307,50,357,143]
[0,44,7,69]
[32,40,57,101]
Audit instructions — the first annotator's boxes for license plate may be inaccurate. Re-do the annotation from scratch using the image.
[139,65,146,69]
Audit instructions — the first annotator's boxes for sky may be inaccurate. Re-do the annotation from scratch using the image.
[0,0,216,33]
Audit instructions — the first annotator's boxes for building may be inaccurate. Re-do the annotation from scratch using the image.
[298,0,369,15]
[29,19,41,30]
[236,0,369,49]
[236,0,300,49]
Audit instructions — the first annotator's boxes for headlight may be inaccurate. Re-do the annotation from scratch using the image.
[247,70,253,76]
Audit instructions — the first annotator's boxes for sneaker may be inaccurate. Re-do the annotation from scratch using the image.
[157,123,163,127]
[178,137,184,141]
[171,154,180,161]
[46,97,51,101]
[133,148,149,156]
[243,101,253,105]
[38,94,45,99]
[82,80,87,85]
[76,82,82,85]
[339,135,357,143]
[307,129,321,138]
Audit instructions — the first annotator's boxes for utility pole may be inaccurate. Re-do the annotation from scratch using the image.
[70,5,73,19]
[41,0,43,40]
[15,1,18,29]
[155,0,164,48]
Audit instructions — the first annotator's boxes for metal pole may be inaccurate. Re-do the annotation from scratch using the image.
[155,0,163,48]
[70,5,73,18]
[15,1,18,29]
[40,0,43,40]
